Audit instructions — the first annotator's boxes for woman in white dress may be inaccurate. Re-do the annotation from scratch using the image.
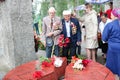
[79,3,98,61]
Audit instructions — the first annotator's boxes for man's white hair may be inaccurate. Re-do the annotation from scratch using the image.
[48,7,56,12]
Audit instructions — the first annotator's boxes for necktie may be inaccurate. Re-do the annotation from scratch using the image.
[51,18,53,27]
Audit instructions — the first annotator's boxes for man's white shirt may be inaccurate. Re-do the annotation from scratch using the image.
[65,21,71,37]
[99,19,112,35]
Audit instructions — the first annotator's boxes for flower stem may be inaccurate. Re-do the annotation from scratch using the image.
[51,45,55,57]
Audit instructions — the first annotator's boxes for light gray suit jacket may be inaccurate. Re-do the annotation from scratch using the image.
[41,16,62,45]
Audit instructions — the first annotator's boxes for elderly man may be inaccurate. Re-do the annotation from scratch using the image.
[41,7,61,58]
[61,10,81,60]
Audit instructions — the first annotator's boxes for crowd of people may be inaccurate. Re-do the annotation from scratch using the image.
[33,2,120,79]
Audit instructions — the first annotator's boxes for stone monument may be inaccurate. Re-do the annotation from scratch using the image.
[0,0,36,72]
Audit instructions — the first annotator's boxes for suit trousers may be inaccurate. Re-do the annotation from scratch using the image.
[62,43,77,59]
[76,45,81,55]
[46,45,59,58]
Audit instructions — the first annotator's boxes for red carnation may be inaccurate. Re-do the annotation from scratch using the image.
[82,59,90,67]
[59,43,63,47]
[41,61,51,67]
[71,56,79,62]
[65,38,70,43]
[58,34,70,47]
[33,71,43,79]
[59,39,63,43]
[63,43,67,47]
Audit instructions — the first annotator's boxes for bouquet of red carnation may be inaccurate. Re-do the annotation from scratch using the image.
[58,34,70,47]
[41,61,53,67]
[82,59,90,67]
[71,56,91,70]
[41,61,51,67]
[39,56,54,67]
[33,70,43,79]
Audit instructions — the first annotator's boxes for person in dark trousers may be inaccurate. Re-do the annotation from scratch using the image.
[99,13,112,59]
[71,12,81,55]
[41,7,61,58]
[61,10,81,61]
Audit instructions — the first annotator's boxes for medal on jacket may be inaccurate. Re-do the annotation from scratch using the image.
[71,22,77,35]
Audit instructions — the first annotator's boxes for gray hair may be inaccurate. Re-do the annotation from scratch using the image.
[48,7,56,12]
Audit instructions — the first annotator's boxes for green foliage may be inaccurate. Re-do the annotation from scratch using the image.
[38,41,45,50]
[55,0,68,17]
[77,54,86,60]
[79,0,85,4]
[39,56,51,63]
[40,0,85,18]
[40,1,49,19]
[35,0,103,19]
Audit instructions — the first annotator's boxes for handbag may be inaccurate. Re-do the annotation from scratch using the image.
[46,37,54,47]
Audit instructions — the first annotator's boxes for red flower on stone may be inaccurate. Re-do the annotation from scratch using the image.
[41,61,51,67]
[82,59,90,67]
[41,58,54,67]
[33,70,43,79]
[72,56,79,61]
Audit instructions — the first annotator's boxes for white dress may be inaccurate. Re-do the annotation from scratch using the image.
[80,10,98,49]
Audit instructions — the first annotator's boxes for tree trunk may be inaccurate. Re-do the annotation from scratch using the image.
[50,0,53,7]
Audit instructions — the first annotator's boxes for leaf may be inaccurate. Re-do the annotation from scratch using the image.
[39,56,51,63]
[38,41,45,50]
[77,54,86,60]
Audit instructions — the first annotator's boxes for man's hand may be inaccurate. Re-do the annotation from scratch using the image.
[43,41,46,47]
[46,32,53,37]
[53,25,59,30]
[77,41,81,46]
